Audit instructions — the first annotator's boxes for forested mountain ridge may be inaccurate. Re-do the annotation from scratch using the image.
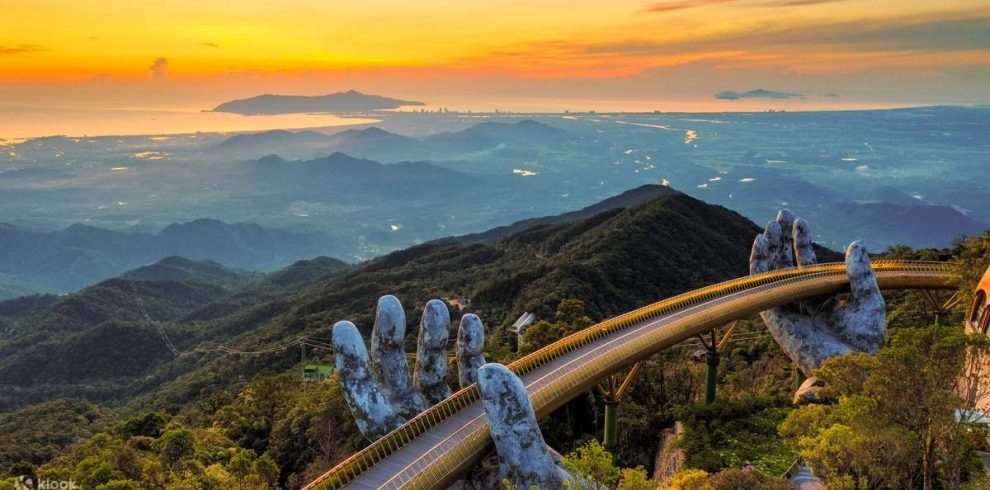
[0,190,854,487]
[0,219,338,299]
[121,190,769,417]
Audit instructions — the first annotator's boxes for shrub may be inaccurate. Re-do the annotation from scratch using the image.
[708,468,792,490]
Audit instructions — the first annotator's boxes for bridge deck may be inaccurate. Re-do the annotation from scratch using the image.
[306,261,956,490]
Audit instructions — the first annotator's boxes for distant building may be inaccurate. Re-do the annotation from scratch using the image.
[446,297,471,311]
[509,312,536,338]
[302,364,333,382]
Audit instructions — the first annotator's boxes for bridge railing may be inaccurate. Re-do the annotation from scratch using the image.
[304,261,954,490]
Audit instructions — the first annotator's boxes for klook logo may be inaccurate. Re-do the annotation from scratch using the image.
[13,476,77,490]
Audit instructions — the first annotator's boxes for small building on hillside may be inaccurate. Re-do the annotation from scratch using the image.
[302,364,333,382]
[446,297,472,311]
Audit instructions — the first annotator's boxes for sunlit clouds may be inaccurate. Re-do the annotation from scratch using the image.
[0,0,987,108]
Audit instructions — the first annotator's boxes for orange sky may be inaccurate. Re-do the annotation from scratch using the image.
[1,0,988,109]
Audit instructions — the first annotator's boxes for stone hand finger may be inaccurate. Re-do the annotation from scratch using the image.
[774,209,796,269]
[750,233,771,275]
[838,241,886,353]
[372,295,427,418]
[332,320,404,440]
[456,314,487,389]
[763,219,783,272]
[477,363,565,489]
[415,299,452,405]
[794,218,817,267]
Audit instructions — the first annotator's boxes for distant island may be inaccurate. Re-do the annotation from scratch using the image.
[715,88,802,100]
[211,89,425,115]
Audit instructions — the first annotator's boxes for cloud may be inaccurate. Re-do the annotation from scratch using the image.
[149,57,168,80]
[645,0,737,12]
[202,42,220,48]
[0,44,44,55]
[581,15,990,56]
[758,0,846,5]
[644,0,840,12]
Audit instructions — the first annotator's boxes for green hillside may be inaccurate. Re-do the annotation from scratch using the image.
[0,191,953,489]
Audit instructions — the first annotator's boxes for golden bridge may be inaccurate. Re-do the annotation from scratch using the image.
[305,261,957,490]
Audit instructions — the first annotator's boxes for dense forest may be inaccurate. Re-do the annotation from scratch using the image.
[0,192,987,489]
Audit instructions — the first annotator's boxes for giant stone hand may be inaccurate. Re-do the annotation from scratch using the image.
[750,210,886,376]
[332,295,569,489]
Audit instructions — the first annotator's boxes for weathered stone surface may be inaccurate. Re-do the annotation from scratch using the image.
[415,299,453,404]
[774,210,795,270]
[751,211,886,376]
[478,363,567,489]
[332,320,404,440]
[371,295,428,418]
[335,298,574,487]
[457,314,487,389]
[794,218,816,266]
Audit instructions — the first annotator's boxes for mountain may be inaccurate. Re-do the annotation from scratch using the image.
[211,90,424,115]
[121,256,259,285]
[244,152,487,201]
[0,258,259,405]
[139,191,768,407]
[425,119,575,153]
[0,190,762,408]
[715,89,802,100]
[820,202,987,249]
[0,219,338,299]
[213,130,331,159]
[451,184,679,244]
[212,123,570,163]
[0,190,846,486]
[321,127,434,163]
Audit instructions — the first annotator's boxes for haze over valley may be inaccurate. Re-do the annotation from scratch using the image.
[2,103,987,298]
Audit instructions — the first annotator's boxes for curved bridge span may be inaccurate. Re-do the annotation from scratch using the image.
[306,261,956,490]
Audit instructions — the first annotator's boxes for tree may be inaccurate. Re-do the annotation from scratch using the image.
[616,466,657,490]
[115,412,168,439]
[563,439,621,488]
[668,468,713,490]
[780,325,990,490]
[520,299,595,353]
[153,428,196,466]
[708,468,793,490]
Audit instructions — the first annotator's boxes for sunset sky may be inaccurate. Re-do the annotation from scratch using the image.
[1,0,989,111]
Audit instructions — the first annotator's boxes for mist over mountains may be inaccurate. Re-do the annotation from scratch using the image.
[0,219,331,299]
[1,107,987,302]
[0,188,762,413]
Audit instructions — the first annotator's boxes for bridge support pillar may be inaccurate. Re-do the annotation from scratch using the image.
[603,400,619,449]
[596,362,642,450]
[705,351,719,404]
